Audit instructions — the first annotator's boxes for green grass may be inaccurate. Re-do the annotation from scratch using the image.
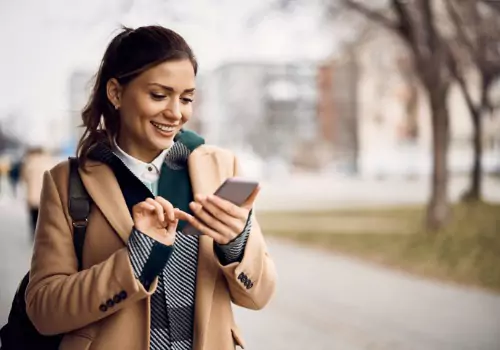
[258,202,500,293]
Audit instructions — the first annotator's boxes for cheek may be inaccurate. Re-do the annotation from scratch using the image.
[181,105,193,123]
[121,95,161,125]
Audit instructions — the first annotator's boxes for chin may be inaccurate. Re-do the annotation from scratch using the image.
[150,138,174,151]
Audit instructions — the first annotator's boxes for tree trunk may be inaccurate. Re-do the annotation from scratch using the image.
[462,112,482,201]
[426,89,451,230]
[462,79,488,202]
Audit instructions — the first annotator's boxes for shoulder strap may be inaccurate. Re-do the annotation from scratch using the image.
[68,157,91,271]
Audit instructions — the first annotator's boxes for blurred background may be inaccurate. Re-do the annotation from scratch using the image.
[0,0,500,349]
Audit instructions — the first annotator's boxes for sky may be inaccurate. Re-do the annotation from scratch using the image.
[0,0,335,145]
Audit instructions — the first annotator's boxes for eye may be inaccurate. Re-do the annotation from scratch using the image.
[181,97,194,104]
[150,92,166,100]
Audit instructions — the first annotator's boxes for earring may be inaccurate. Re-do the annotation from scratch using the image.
[114,104,119,110]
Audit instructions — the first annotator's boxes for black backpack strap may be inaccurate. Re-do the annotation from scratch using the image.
[68,157,91,271]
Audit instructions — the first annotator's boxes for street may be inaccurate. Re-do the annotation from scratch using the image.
[1,195,500,349]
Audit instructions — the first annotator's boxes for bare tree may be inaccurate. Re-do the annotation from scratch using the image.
[396,54,420,141]
[445,0,500,202]
[341,0,454,230]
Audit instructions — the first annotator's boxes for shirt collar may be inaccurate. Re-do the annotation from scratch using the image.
[112,139,170,182]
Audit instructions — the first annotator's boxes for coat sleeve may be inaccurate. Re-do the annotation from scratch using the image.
[25,168,157,335]
[215,154,277,310]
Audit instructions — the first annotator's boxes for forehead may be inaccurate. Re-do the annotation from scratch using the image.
[133,59,196,89]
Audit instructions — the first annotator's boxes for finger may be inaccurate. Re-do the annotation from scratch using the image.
[133,201,156,214]
[204,194,247,220]
[182,212,227,243]
[175,209,225,241]
[189,201,235,238]
[174,208,191,221]
[196,196,243,233]
[146,197,165,225]
[166,219,178,235]
[155,196,175,222]
[242,185,261,209]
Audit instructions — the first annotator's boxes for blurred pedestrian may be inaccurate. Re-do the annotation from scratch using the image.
[8,158,22,198]
[25,25,276,350]
[0,156,10,197]
[20,147,54,236]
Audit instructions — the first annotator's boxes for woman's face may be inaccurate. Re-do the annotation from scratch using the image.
[108,59,196,162]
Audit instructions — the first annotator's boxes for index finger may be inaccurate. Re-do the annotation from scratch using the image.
[146,198,165,224]
[155,196,176,222]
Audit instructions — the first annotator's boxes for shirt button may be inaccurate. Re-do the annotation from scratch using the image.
[147,166,153,172]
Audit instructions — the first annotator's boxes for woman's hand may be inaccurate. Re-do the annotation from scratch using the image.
[132,197,178,246]
[176,187,260,244]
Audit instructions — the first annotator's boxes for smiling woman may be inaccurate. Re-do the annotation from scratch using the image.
[108,60,196,161]
[77,26,199,163]
[22,25,276,350]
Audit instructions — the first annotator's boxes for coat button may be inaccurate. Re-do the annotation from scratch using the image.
[238,272,244,281]
[106,299,115,308]
[247,281,254,289]
[241,275,248,284]
[113,294,122,304]
[99,304,108,312]
[119,291,128,300]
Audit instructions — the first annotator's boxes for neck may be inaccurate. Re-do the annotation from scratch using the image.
[116,136,164,164]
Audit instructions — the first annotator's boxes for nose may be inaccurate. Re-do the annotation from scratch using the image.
[163,98,182,120]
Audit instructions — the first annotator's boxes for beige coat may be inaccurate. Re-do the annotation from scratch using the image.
[25,145,276,350]
[21,152,56,207]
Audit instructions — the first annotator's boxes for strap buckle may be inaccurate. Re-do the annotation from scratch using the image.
[72,219,89,228]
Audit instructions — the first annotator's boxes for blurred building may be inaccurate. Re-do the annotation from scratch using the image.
[317,53,360,175]
[328,25,500,178]
[194,62,319,176]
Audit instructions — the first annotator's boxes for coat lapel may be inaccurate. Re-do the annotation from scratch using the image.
[189,146,228,349]
[79,160,134,245]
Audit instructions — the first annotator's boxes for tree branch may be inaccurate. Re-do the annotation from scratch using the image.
[392,0,414,43]
[420,0,440,52]
[451,55,479,119]
[445,0,479,63]
[480,0,500,14]
[342,0,399,32]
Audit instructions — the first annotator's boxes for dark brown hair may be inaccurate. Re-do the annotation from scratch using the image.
[77,25,198,163]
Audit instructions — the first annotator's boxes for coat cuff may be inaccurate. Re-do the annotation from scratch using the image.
[214,210,252,265]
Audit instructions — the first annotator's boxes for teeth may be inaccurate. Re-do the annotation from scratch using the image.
[152,122,175,132]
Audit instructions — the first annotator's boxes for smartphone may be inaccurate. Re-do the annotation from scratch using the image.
[182,177,259,236]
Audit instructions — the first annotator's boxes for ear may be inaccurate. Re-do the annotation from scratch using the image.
[106,78,123,109]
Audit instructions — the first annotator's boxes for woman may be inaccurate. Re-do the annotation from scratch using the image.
[20,147,56,236]
[26,25,276,350]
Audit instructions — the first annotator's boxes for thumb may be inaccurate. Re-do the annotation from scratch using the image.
[166,219,179,235]
[242,185,261,210]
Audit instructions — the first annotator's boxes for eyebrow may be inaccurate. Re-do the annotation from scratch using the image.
[148,83,195,93]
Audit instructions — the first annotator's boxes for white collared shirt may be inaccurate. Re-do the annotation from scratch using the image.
[112,140,170,195]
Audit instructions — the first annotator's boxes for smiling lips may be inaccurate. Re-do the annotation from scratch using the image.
[151,121,177,133]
